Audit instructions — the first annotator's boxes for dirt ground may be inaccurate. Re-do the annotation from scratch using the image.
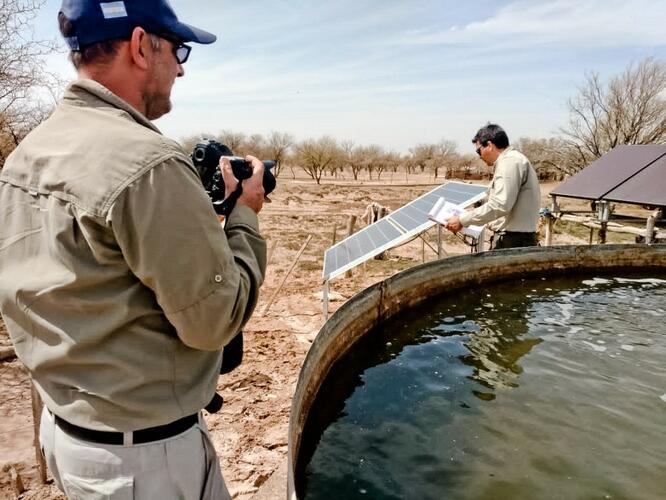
[0,175,641,498]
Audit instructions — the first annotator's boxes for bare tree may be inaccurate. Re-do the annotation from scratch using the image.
[404,140,458,180]
[216,130,246,153]
[342,141,366,181]
[515,137,569,180]
[402,154,417,175]
[1,0,60,168]
[381,150,401,180]
[433,139,458,179]
[239,133,266,158]
[265,131,294,178]
[389,153,402,174]
[295,136,341,184]
[562,57,666,172]
[409,143,434,173]
[359,145,382,180]
[365,146,397,181]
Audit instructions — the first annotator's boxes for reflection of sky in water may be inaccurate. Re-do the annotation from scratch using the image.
[301,275,666,500]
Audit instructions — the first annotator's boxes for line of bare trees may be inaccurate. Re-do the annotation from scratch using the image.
[181,131,495,184]
[1,0,664,179]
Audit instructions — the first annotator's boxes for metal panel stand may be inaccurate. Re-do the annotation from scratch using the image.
[597,201,611,244]
[322,280,330,320]
[477,228,486,252]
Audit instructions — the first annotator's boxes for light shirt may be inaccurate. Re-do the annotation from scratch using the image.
[459,147,540,232]
[0,80,266,431]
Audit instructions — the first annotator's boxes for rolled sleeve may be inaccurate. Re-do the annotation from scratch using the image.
[108,157,266,351]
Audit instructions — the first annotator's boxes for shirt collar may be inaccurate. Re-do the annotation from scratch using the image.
[63,79,162,135]
[494,146,513,165]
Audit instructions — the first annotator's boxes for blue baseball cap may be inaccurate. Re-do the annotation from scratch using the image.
[60,0,217,50]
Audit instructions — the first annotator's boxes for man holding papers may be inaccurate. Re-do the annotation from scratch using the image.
[444,124,540,249]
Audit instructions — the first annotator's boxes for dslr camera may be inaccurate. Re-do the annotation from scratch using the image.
[191,139,276,216]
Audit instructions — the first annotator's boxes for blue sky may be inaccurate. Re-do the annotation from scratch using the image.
[35,0,666,153]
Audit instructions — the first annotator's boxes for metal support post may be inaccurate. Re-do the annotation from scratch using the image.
[596,201,610,244]
[646,213,656,244]
[545,197,558,246]
[476,228,486,252]
[322,280,330,320]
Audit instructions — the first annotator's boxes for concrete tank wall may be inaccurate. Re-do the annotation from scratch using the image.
[287,244,666,498]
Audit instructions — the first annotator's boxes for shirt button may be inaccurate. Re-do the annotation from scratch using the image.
[214,275,223,283]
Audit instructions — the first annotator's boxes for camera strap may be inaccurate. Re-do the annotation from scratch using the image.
[217,182,244,217]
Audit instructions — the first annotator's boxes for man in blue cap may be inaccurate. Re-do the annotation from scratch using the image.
[0,1,267,498]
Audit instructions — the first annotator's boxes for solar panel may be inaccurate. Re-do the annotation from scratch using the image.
[602,153,666,206]
[551,145,666,201]
[322,181,488,281]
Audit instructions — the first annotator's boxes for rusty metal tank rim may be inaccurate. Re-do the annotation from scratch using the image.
[287,244,666,499]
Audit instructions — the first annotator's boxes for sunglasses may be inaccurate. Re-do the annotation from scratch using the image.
[475,143,486,156]
[172,43,191,64]
[156,33,192,64]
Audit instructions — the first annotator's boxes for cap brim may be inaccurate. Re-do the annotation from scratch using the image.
[170,21,217,44]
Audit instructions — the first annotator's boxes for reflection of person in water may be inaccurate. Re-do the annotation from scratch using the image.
[458,294,543,398]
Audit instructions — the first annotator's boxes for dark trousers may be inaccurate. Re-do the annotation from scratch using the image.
[493,231,538,249]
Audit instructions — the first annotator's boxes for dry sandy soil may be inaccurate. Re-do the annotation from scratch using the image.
[0,175,639,498]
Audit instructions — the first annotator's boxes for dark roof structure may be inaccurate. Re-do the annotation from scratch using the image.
[551,145,666,207]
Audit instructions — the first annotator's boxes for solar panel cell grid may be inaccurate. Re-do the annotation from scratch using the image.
[322,181,488,280]
[389,208,422,232]
[375,219,401,241]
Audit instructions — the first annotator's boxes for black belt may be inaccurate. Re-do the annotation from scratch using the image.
[54,413,199,445]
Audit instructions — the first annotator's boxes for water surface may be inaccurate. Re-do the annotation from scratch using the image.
[299,274,666,500]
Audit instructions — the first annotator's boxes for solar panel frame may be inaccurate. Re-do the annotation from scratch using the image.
[323,181,488,281]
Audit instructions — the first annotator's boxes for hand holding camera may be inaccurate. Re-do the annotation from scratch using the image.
[220,155,265,214]
[191,139,277,217]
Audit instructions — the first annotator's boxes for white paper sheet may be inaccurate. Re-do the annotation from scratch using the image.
[428,197,484,238]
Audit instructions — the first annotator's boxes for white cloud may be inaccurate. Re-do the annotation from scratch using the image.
[396,0,666,48]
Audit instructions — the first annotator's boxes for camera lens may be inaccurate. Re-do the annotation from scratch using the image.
[193,147,206,162]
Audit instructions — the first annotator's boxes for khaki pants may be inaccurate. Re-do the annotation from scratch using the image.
[40,409,230,500]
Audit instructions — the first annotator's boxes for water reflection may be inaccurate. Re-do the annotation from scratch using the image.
[462,322,542,397]
[429,285,546,399]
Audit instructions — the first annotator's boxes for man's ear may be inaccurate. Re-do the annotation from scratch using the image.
[129,27,151,70]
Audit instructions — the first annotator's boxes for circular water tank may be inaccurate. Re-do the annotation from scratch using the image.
[287,244,666,498]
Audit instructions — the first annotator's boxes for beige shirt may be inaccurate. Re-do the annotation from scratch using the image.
[0,80,266,431]
[459,147,540,232]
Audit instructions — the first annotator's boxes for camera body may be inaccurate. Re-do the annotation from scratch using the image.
[191,139,276,215]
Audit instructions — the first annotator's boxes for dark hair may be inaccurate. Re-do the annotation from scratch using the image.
[472,123,510,149]
[58,12,124,69]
